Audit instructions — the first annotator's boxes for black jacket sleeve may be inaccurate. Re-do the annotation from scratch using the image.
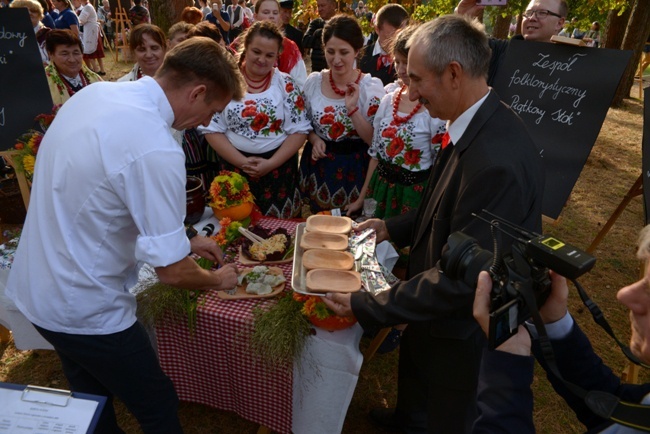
[473,348,535,433]
[302,18,324,50]
[532,321,650,431]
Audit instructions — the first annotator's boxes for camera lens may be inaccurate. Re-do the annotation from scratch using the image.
[441,232,493,287]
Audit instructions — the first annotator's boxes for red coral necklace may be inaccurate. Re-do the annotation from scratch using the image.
[242,63,272,91]
[391,85,423,126]
[329,69,362,96]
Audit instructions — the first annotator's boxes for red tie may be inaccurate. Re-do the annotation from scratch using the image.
[377,54,392,72]
[441,132,451,149]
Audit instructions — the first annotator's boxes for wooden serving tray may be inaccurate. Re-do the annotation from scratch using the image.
[218,267,286,300]
[306,215,352,235]
[302,249,355,271]
[238,246,293,265]
[306,269,361,293]
[300,231,348,251]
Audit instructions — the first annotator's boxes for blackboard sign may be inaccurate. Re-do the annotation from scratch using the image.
[0,8,53,152]
[639,87,650,224]
[492,39,632,219]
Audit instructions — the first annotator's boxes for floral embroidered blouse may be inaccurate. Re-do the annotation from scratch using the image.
[45,62,102,106]
[370,89,447,171]
[303,71,385,142]
[200,69,311,154]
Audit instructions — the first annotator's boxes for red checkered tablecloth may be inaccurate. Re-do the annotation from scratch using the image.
[156,218,300,434]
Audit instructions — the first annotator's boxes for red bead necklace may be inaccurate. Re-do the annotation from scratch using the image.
[59,69,90,97]
[391,85,423,126]
[242,63,273,91]
[329,69,362,96]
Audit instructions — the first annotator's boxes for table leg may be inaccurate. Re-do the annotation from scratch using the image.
[0,325,11,343]
[256,426,272,434]
[363,327,392,362]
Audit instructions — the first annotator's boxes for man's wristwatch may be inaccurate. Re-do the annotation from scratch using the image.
[186,226,198,240]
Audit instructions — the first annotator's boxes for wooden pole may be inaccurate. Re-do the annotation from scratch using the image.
[586,174,643,254]
[113,7,130,63]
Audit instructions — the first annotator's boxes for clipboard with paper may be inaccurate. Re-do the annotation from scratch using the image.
[0,382,106,433]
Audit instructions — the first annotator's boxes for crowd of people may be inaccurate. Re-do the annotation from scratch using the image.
[4,0,650,432]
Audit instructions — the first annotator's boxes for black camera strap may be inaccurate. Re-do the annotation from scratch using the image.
[517,283,650,432]
[570,278,650,370]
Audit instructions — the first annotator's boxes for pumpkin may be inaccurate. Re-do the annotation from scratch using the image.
[212,202,254,221]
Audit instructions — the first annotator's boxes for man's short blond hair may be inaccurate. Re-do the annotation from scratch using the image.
[156,37,245,103]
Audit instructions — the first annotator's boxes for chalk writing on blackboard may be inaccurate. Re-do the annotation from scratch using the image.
[0,27,28,47]
[0,8,54,150]
[491,39,632,219]
[505,52,589,126]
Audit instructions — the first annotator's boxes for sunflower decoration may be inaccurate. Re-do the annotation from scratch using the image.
[11,106,61,183]
[209,171,255,210]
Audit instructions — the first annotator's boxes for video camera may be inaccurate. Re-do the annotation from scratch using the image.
[440,210,596,350]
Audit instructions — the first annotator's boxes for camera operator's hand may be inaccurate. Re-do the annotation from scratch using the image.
[355,218,390,243]
[539,271,569,324]
[473,271,531,356]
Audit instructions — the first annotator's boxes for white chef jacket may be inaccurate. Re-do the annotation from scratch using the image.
[6,77,191,335]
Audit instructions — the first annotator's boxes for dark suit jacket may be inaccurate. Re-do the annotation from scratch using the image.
[359,41,396,86]
[532,322,650,431]
[475,321,650,433]
[351,90,545,392]
[303,18,326,72]
[283,24,304,55]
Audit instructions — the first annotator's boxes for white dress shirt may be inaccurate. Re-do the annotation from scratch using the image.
[446,89,491,146]
[6,77,190,335]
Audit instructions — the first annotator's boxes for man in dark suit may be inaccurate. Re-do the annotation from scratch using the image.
[279,0,304,55]
[324,15,545,433]
[302,0,336,72]
[358,3,408,86]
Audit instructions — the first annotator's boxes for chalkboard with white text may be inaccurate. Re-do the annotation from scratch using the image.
[492,39,632,219]
[0,8,53,151]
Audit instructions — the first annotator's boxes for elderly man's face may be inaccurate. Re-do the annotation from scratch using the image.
[407,41,454,122]
[522,0,565,42]
[617,260,650,364]
[316,0,336,20]
[51,43,83,77]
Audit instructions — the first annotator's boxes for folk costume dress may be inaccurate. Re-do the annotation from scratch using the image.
[299,71,384,213]
[368,88,447,218]
[44,62,102,105]
[201,69,311,218]
[78,3,104,61]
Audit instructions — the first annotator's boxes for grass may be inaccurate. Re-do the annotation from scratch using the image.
[1,55,650,433]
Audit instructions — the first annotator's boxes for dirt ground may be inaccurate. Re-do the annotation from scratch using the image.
[1,54,650,433]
